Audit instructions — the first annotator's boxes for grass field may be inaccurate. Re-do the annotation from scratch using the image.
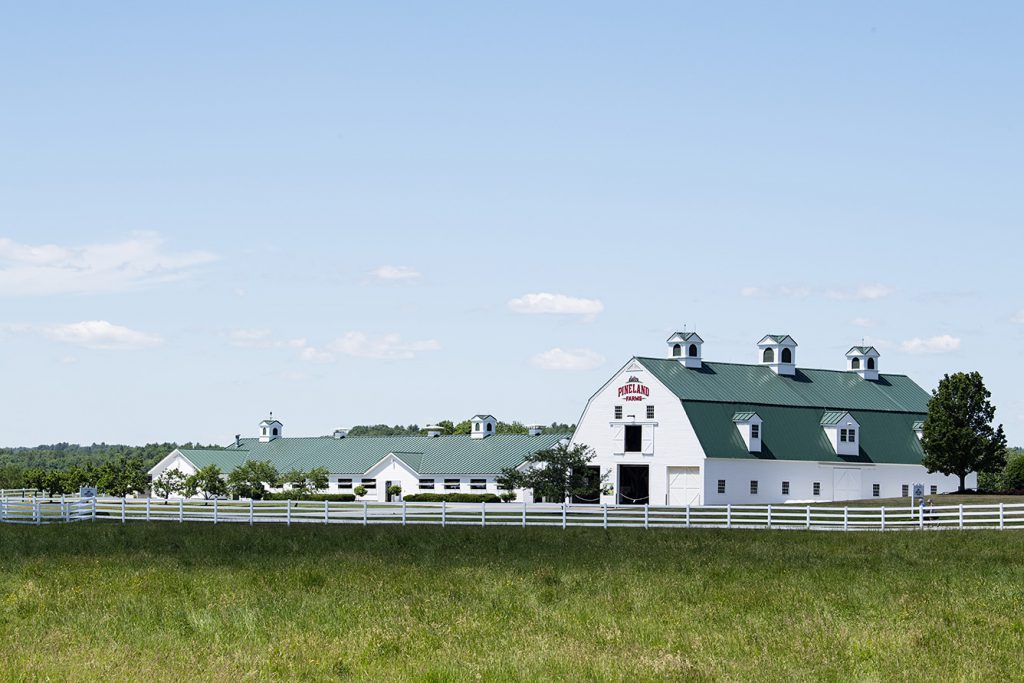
[2,524,1024,681]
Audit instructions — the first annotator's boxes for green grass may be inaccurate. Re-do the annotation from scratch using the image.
[2,524,1024,681]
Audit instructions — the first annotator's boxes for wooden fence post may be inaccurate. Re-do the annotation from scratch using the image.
[603,504,608,530]
[178,498,183,523]
[287,499,292,527]
[121,498,126,524]
[34,496,40,525]
[805,506,811,530]
[562,503,567,529]
[324,499,329,525]
[685,504,690,528]
[727,504,732,529]
[767,504,772,530]
[250,499,254,526]
[959,503,964,530]
[843,506,848,532]
[362,500,367,527]
[481,502,486,528]
[644,504,649,530]
[214,498,218,525]
[1000,503,1005,530]
[919,501,924,530]
[402,501,407,527]
[146,497,151,522]
[522,501,527,528]
[881,506,886,531]
[441,500,446,528]
[93,498,98,522]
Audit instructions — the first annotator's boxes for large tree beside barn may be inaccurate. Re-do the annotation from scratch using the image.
[498,442,605,502]
[921,371,1007,492]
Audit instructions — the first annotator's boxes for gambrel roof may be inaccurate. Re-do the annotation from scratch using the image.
[634,357,928,465]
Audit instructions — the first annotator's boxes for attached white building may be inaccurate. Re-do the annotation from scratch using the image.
[148,416,568,501]
[571,333,970,505]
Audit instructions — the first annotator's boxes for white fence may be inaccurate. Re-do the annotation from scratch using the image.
[2,495,1024,530]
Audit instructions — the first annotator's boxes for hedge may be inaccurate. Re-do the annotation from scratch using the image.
[401,493,502,503]
[265,492,357,502]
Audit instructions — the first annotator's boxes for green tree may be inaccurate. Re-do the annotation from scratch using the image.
[353,485,367,498]
[304,467,329,494]
[227,460,280,500]
[96,456,149,497]
[498,442,604,502]
[185,464,227,500]
[496,421,529,435]
[452,420,472,435]
[153,468,187,499]
[921,371,1008,493]
[1002,451,1024,491]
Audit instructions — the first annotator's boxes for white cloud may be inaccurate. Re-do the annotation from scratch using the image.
[852,317,876,328]
[508,293,604,319]
[39,320,163,350]
[370,265,421,281]
[228,329,306,349]
[827,283,893,301]
[530,347,605,371]
[298,346,336,363]
[900,335,961,354]
[325,332,441,360]
[0,232,215,296]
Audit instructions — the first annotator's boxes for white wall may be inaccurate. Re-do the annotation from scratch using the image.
[703,459,973,504]
[571,359,706,505]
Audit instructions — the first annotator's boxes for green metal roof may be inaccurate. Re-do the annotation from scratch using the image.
[819,411,851,426]
[912,420,925,431]
[760,334,796,345]
[173,433,567,476]
[684,403,925,465]
[731,411,758,422]
[635,359,929,413]
[846,346,878,356]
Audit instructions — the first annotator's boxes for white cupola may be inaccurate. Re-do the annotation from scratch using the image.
[666,331,704,369]
[424,424,443,438]
[757,335,797,376]
[470,414,497,439]
[527,423,544,437]
[821,411,860,457]
[846,346,880,381]
[732,412,763,453]
[259,413,283,443]
[332,428,348,439]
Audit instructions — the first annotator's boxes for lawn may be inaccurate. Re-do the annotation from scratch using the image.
[1,523,1023,681]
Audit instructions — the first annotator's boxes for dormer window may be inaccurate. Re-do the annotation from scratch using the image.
[821,411,859,456]
[732,412,763,453]
[846,346,880,380]
[259,415,283,442]
[470,414,497,439]
[757,335,798,375]
[666,331,704,368]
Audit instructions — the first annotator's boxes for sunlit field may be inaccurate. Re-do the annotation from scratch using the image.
[2,522,1023,681]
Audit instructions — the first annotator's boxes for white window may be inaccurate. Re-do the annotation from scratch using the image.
[751,424,760,439]
[840,429,848,442]
[419,479,435,490]
[614,406,623,420]
[813,482,821,496]
[930,485,937,495]
[336,478,352,489]
[646,405,655,420]
[849,429,856,441]
[717,479,726,494]
[782,481,789,495]
[444,479,460,490]
[470,479,487,490]
[361,478,376,490]
[902,484,909,497]
[872,484,880,497]
[750,480,758,495]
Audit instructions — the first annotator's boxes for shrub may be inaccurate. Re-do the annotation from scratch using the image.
[499,491,517,503]
[402,493,501,503]
[353,485,367,498]
[1002,454,1024,492]
[265,492,356,502]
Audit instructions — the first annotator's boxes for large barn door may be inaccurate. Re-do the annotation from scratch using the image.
[667,466,701,506]
[832,468,862,501]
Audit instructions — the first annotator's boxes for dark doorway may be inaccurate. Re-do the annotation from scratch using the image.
[571,466,602,504]
[624,425,642,453]
[618,465,649,505]
[385,480,397,502]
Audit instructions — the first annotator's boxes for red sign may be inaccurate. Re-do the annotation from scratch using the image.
[617,376,649,401]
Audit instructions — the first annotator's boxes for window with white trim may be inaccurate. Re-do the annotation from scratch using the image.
[614,406,623,420]
[419,479,435,490]
[782,481,789,495]
[751,424,760,439]
[336,478,352,489]
[930,485,937,495]
[444,478,460,490]
[848,428,856,441]
[902,484,909,497]
[872,484,880,497]
[361,478,376,490]
[646,405,655,420]
[813,482,821,496]
[840,429,848,442]
[750,480,758,495]
[717,479,726,494]
[470,479,487,490]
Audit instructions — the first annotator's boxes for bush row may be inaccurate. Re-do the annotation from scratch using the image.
[401,493,502,503]
[264,492,357,502]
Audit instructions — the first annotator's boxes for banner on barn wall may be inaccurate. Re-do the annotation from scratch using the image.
[617,376,650,402]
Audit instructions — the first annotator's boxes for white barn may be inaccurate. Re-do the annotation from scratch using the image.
[570,332,970,506]
[148,415,568,501]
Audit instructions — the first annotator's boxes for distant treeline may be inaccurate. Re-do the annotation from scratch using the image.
[347,420,575,437]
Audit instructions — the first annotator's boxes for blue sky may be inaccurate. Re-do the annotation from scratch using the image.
[1,3,1022,446]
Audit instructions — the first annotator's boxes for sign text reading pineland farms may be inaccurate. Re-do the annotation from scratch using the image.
[617,376,649,401]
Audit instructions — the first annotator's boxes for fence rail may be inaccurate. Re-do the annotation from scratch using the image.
[2,496,1024,531]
